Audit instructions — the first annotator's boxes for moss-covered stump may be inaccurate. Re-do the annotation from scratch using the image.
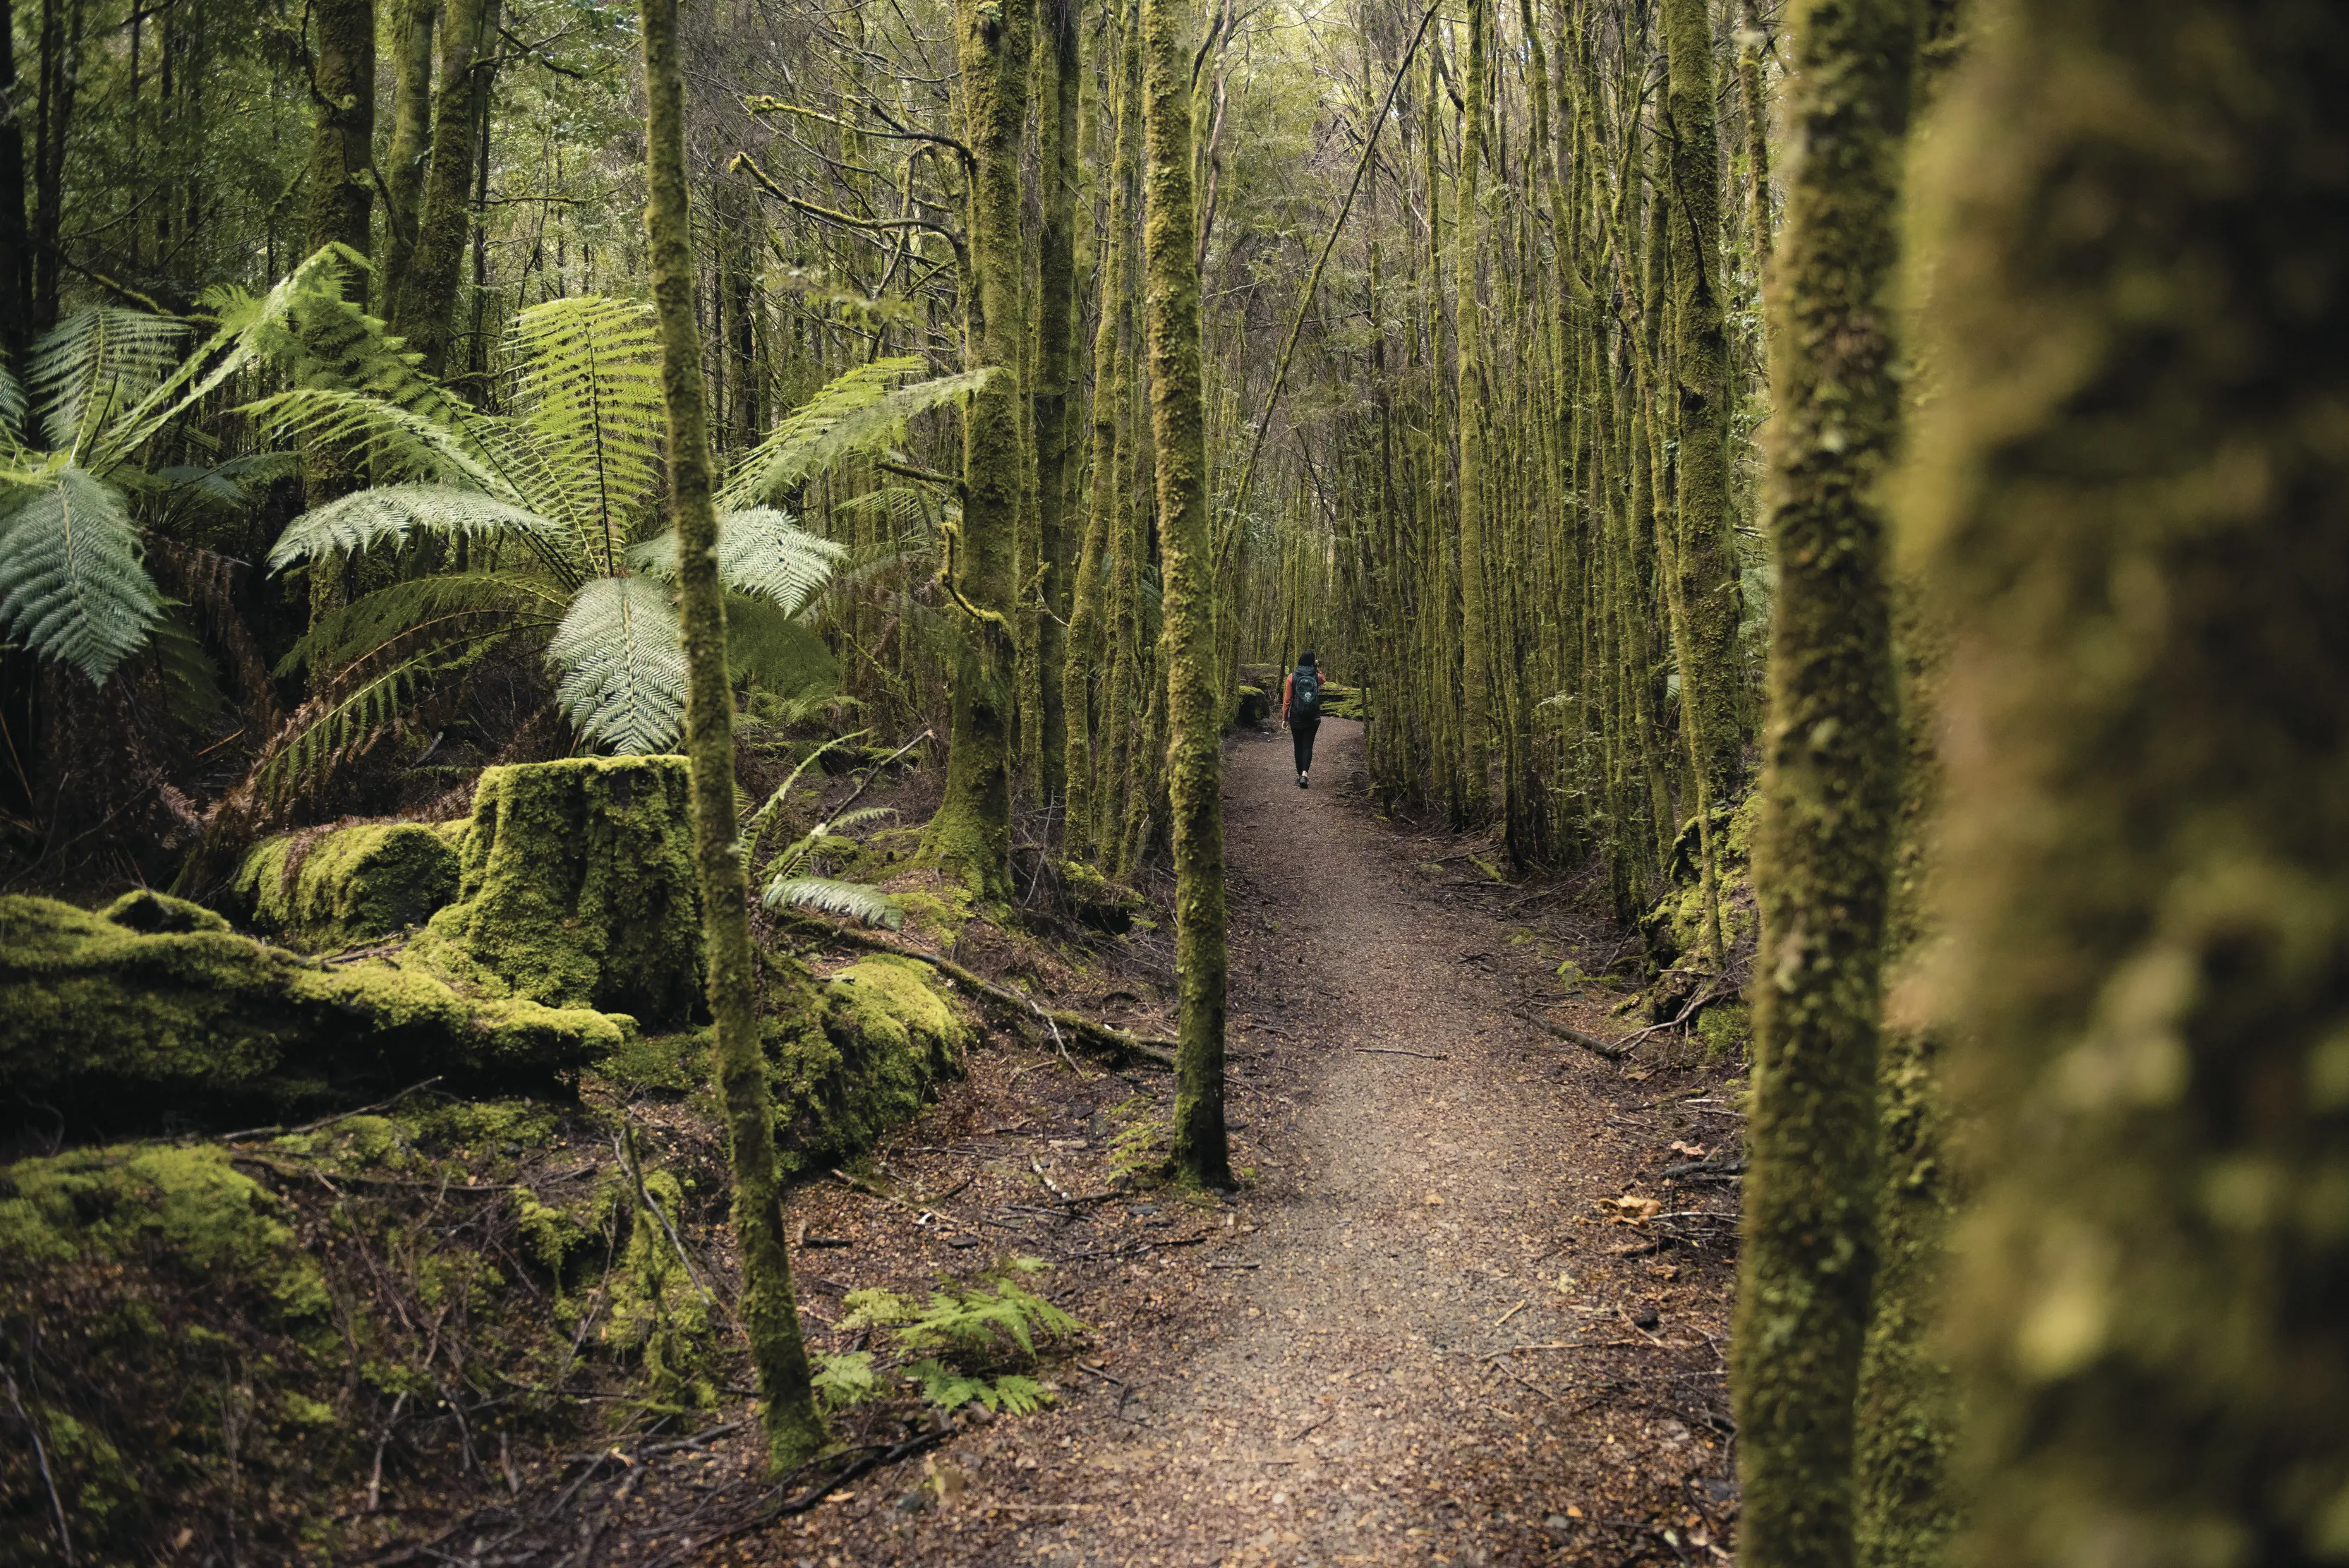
[766,955,972,1176]
[0,894,629,1124]
[1231,684,1270,728]
[1319,680,1368,721]
[230,821,464,951]
[410,756,704,1021]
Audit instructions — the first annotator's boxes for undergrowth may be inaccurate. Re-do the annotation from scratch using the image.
[814,1255,1088,1416]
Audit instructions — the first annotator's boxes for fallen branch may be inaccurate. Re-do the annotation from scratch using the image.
[780,914,1177,1068]
[1353,1047,1449,1061]
[1514,1010,1636,1061]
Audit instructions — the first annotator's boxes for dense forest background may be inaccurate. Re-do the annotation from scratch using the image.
[1,0,2343,1561]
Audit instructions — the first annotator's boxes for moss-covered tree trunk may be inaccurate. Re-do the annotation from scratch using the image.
[1141,0,1228,1188]
[1907,0,2349,1561]
[1729,0,1914,1557]
[297,0,376,625]
[393,0,492,377]
[1737,0,1774,271]
[919,0,1033,900]
[380,0,437,303]
[1451,0,1492,821]
[1032,0,1081,819]
[637,0,824,1469]
[1660,0,1744,805]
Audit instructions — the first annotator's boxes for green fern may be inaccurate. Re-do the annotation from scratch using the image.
[719,357,991,510]
[545,576,688,756]
[512,296,666,572]
[812,1351,882,1411]
[629,506,844,616]
[0,463,164,683]
[764,875,902,929]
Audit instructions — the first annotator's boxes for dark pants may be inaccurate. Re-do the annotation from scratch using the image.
[1292,719,1320,775]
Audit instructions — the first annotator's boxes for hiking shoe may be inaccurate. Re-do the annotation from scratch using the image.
[1299,772,1310,790]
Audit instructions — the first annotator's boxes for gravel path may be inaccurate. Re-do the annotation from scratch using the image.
[768,722,1738,1567]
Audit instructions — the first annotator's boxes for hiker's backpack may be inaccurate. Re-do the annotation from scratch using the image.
[1291,665,1322,723]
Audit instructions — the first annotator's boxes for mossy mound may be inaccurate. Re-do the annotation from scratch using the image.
[0,894,630,1124]
[409,756,704,1022]
[1318,680,1368,721]
[1231,684,1271,728]
[1641,792,1764,965]
[230,821,464,952]
[766,954,971,1176]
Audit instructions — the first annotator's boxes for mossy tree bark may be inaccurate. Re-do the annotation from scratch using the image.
[1140,0,1228,1188]
[1729,0,1915,1559]
[1660,0,1744,805]
[638,0,824,1470]
[919,0,1033,900]
[380,0,437,303]
[1032,0,1081,819]
[1451,0,1493,821]
[298,0,376,622]
[1908,0,2349,1561]
[393,0,493,377]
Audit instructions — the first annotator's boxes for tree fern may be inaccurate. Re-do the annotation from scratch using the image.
[719,357,991,509]
[0,463,164,683]
[278,571,563,680]
[631,506,844,615]
[545,574,688,754]
[512,296,666,573]
[27,308,189,459]
[266,483,574,578]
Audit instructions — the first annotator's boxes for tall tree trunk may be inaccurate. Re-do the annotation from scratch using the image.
[381,0,437,305]
[1660,0,1744,804]
[1140,0,1227,1188]
[920,0,1034,898]
[1063,0,1140,867]
[1032,0,1080,820]
[1452,0,1492,819]
[637,0,825,1471]
[1737,0,1773,270]
[301,0,377,623]
[394,0,493,375]
[1729,0,1915,1557]
[1912,0,2349,1561]
[0,0,30,368]
[30,0,76,332]
[303,0,376,286]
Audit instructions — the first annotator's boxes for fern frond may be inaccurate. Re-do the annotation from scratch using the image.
[510,297,667,570]
[227,246,471,433]
[277,570,563,678]
[0,465,163,683]
[901,1359,994,1413]
[265,483,572,583]
[252,639,469,800]
[28,308,189,459]
[240,388,507,494]
[0,355,25,445]
[811,1352,881,1411]
[630,507,846,618]
[763,875,902,929]
[839,1287,917,1330]
[826,806,898,833]
[545,574,687,754]
[719,358,992,510]
[988,1375,1053,1416]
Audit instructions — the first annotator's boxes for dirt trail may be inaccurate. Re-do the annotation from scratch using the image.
[798,723,1738,1567]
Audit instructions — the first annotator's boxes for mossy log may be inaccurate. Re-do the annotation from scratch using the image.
[230,821,464,952]
[764,955,973,1178]
[0,894,628,1125]
[410,756,704,1022]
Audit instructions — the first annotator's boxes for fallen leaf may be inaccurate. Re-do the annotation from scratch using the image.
[1605,1195,1661,1223]
[1424,1192,1444,1207]
[1669,1140,1707,1158]
[1566,1504,1584,1519]
[823,1490,855,1504]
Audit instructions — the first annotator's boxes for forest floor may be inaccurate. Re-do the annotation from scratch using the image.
[452,721,1744,1568]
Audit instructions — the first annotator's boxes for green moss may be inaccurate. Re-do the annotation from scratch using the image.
[102,889,232,934]
[0,1145,327,1318]
[602,1169,715,1411]
[230,822,461,952]
[0,894,628,1120]
[763,956,970,1178]
[408,757,704,1021]
[1697,1000,1752,1063]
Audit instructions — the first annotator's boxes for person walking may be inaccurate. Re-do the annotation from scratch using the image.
[1281,651,1325,789]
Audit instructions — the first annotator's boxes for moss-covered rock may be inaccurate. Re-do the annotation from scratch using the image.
[1231,683,1270,728]
[230,822,463,952]
[1319,680,1368,721]
[409,756,704,1022]
[765,955,971,1176]
[0,895,629,1122]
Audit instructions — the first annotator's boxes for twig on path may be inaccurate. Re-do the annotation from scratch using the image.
[1291,1412,1334,1442]
[1354,1047,1450,1061]
[780,913,1176,1068]
[1514,1009,1637,1061]
[1485,1359,1555,1404]
[1208,1261,1260,1270]
[1492,1299,1528,1330]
